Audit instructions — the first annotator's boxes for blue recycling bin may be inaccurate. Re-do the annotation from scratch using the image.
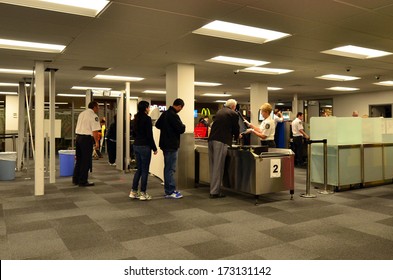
[59,150,75,177]
[0,152,17,180]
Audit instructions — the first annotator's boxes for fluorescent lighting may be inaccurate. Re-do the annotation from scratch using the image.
[206,56,269,67]
[94,74,144,82]
[316,74,360,81]
[202,93,232,97]
[193,20,290,44]
[57,93,85,97]
[44,102,68,105]
[0,0,110,17]
[322,45,392,59]
[194,81,222,87]
[214,100,227,103]
[0,38,65,53]
[71,86,111,91]
[0,68,33,75]
[374,81,393,86]
[326,87,359,91]
[0,91,17,95]
[268,87,283,91]
[240,66,293,75]
[143,90,166,94]
[0,82,19,86]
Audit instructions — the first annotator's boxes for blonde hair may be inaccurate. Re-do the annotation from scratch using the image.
[260,103,272,114]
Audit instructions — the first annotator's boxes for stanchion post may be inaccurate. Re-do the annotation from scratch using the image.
[301,139,316,198]
[318,139,333,194]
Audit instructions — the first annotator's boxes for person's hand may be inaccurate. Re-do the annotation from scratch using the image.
[244,120,250,127]
[153,150,158,155]
[245,128,254,134]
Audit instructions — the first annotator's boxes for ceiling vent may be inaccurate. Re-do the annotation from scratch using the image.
[79,66,110,71]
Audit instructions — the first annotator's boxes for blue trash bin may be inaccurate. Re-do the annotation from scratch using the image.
[59,150,75,177]
[0,152,17,180]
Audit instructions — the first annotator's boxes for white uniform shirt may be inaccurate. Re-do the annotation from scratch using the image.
[75,109,101,135]
[292,117,304,137]
[274,114,283,124]
[259,116,275,140]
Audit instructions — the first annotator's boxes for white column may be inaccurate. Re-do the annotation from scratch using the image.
[250,82,268,145]
[35,61,45,196]
[292,94,298,116]
[17,82,25,171]
[165,63,195,188]
[124,82,131,170]
[48,69,56,183]
[85,90,92,108]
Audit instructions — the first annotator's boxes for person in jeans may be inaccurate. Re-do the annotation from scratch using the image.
[155,98,185,199]
[129,101,158,201]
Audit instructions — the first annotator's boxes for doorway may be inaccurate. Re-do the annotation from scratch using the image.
[369,104,392,118]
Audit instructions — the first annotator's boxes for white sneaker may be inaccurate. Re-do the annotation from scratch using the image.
[139,192,152,201]
[129,191,139,199]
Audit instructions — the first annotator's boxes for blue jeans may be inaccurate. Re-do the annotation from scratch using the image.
[132,145,152,192]
[163,149,178,195]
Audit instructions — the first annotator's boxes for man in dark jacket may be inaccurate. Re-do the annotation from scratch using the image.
[155,98,186,199]
[208,99,240,198]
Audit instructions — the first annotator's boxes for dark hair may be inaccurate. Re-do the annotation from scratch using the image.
[297,112,303,118]
[134,101,150,130]
[173,98,184,107]
[88,101,98,109]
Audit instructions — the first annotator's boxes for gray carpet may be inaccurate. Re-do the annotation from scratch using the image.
[1,155,393,260]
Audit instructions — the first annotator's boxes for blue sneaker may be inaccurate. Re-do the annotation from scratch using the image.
[164,191,183,199]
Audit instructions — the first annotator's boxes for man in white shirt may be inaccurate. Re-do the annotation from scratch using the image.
[73,101,101,187]
[292,112,309,166]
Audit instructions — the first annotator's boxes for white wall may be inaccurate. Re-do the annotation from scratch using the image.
[333,90,393,117]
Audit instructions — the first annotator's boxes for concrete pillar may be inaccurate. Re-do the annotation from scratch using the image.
[48,69,56,183]
[250,82,268,145]
[165,63,195,188]
[35,61,45,196]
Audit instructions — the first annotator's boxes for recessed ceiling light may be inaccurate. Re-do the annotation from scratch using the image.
[44,102,68,105]
[240,66,293,75]
[0,68,33,75]
[57,93,85,97]
[0,91,17,95]
[0,38,65,53]
[321,45,392,59]
[0,82,19,86]
[202,93,232,97]
[268,87,283,91]
[194,81,222,87]
[206,56,269,67]
[316,74,360,81]
[71,86,111,91]
[143,90,166,94]
[0,0,110,17]
[214,100,227,103]
[374,81,393,86]
[193,20,290,44]
[326,87,359,91]
[94,74,144,82]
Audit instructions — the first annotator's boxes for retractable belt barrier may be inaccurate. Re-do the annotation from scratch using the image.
[300,139,329,198]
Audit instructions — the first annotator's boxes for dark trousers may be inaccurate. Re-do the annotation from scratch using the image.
[261,140,276,148]
[73,135,93,184]
[293,136,304,165]
[107,139,116,164]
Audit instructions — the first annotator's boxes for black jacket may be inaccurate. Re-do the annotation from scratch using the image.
[155,106,185,150]
[133,113,157,152]
[208,107,239,146]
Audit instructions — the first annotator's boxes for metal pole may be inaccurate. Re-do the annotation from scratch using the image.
[26,132,30,170]
[318,139,333,194]
[301,139,316,198]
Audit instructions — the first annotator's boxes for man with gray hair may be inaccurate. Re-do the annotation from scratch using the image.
[208,99,240,198]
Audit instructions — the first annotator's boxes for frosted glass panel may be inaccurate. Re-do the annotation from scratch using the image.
[384,145,393,179]
[338,147,361,185]
[362,118,382,143]
[363,146,383,182]
[337,117,362,144]
[310,117,337,145]
[311,145,338,186]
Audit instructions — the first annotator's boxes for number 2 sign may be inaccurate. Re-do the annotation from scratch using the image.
[270,159,281,178]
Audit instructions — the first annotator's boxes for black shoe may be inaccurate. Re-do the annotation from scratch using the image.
[72,181,79,185]
[209,193,226,199]
[79,182,95,187]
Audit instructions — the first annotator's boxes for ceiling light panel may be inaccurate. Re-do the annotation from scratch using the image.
[0,38,65,53]
[0,0,110,17]
[193,20,290,44]
[321,45,392,59]
[207,56,269,67]
[0,82,19,86]
[316,74,360,81]
[326,87,359,91]
[0,68,33,75]
[71,86,111,91]
[194,81,222,87]
[202,93,232,97]
[94,74,144,82]
[374,81,393,86]
[0,91,17,95]
[143,90,166,94]
[240,67,293,75]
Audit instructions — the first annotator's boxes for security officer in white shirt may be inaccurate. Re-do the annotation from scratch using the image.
[73,101,101,187]
[244,103,277,148]
[291,112,309,166]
